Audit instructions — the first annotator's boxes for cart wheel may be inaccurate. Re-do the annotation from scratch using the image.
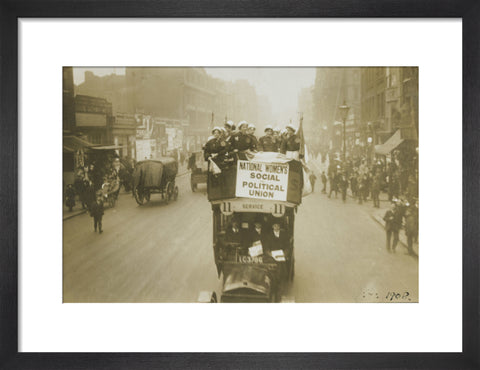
[134,187,144,205]
[165,182,173,204]
[173,186,179,201]
[190,175,195,192]
[290,257,295,282]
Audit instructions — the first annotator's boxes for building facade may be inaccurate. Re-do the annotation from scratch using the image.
[74,94,114,145]
[312,67,362,153]
[361,67,419,144]
[76,67,266,154]
[63,67,76,133]
[112,113,137,159]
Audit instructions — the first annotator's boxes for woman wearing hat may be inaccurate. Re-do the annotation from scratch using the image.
[204,127,222,160]
[224,120,234,140]
[258,125,278,152]
[205,126,231,167]
[246,123,258,150]
[229,121,255,152]
[284,124,301,160]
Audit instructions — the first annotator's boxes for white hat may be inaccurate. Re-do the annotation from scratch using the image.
[212,126,222,134]
[280,129,288,135]
[248,123,256,129]
[286,124,296,132]
[273,127,280,132]
[225,120,234,128]
[238,121,248,129]
[264,125,273,132]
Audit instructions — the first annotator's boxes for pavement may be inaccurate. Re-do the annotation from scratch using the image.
[63,163,190,221]
[308,156,419,258]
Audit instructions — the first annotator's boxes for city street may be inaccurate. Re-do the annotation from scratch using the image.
[63,171,418,303]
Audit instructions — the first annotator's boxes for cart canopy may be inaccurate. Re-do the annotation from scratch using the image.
[133,158,178,188]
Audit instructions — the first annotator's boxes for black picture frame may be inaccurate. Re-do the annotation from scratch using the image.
[1,1,478,369]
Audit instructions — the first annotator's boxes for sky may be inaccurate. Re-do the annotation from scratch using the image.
[205,67,316,118]
[73,67,125,84]
[73,67,316,119]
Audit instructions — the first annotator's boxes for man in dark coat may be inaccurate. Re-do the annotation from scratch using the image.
[404,202,418,255]
[84,180,96,211]
[371,172,382,208]
[248,220,268,248]
[383,201,403,252]
[188,152,197,171]
[265,223,289,256]
[338,172,349,202]
[388,169,400,201]
[88,163,102,191]
[358,174,369,204]
[328,167,339,198]
[65,184,76,212]
[309,171,317,192]
[89,191,104,233]
[225,220,244,245]
[73,172,85,207]
[321,171,327,194]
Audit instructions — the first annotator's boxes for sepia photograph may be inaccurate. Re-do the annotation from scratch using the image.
[62,67,419,303]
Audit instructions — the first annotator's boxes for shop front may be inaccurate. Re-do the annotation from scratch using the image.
[63,135,94,186]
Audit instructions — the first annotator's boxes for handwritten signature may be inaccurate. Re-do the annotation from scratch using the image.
[361,289,412,301]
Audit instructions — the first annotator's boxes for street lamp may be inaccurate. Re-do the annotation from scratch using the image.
[338,100,350,164]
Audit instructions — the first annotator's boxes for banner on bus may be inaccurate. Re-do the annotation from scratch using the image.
[235,160,289,201]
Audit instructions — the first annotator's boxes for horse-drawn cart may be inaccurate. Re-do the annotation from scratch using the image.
[188,151,208,192]
[133,158,179,205]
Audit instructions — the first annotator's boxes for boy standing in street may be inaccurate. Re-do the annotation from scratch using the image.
[90,191,104,233]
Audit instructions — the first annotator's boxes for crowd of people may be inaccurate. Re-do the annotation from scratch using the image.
[319,152,419,255]
[65,155,129,234]
[203,120,303,166]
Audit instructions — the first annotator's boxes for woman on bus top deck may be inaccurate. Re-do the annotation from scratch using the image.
[204,127,230,160]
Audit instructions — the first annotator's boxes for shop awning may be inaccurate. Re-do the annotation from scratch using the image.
[375,130,404,156]
[90,145,125,150]
[63,135,94,152]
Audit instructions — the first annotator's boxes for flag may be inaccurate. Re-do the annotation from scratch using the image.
[298,114,305,158]
[302,167,313,197]
[208,157,221,175]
